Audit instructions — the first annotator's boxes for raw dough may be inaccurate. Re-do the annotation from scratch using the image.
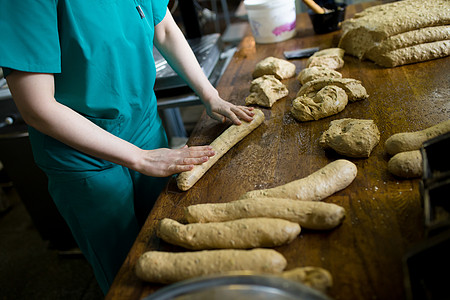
[306,48,345,70]
[252,56,296,80]
[387,150,423,178]
[297,77,368,102]
[319,118,380,158]
[291,85,348,122]
[185,197,346,230]
[239,159,357,202]
[157,217,301,250]
[176,109,265,191]
[368,40,450,67]
[338,0,450,66]
[365,25,450,60]
[281,267,333,293]
[135,249,287,283]
[297,66,342,85]
[245,75,289,107]
[385,119,450,155]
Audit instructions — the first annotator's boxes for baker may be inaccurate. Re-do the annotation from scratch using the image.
[0,0,253,294]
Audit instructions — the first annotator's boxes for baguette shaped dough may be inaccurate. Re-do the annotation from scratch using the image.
[157,217,301,250]
[385,119,450,155]
[387,150,423,178]
[135,249,287,283]
[281,267,333,293]
[176,109,265,191]
[297,77,368,102]
[240,159,357,201]
[228,267,333,293]
[185,197,346,230]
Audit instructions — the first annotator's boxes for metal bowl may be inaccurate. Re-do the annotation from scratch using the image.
[143,273,331,300]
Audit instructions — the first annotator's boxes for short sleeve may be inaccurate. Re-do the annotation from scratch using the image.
[151,0,169,26]
[0,0,61,74]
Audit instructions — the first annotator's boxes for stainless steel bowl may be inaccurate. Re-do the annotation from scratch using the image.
[143,273,331,300]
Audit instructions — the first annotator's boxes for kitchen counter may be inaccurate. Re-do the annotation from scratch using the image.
[106,2,450,299]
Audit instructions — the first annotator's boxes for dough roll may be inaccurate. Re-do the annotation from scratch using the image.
[157,217,301,250]
[176,109,265,191]
[185,198,345,230]
[385,119,450,155]
[240,159,357,202]
[135,249,287,283]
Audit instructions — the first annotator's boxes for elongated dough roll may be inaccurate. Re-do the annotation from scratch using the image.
[387,150,422,178]
[135,249,287,283]
[176,109,265,191]
[281,267,333,293]
[240,159,357,201]
[385,119,450,155]
[157,217,300,250]
[185,198,345,230]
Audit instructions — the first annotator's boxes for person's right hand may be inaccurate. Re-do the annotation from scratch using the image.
[137,145,215,177]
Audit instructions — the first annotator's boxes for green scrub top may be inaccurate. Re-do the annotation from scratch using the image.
[0,0,169,174]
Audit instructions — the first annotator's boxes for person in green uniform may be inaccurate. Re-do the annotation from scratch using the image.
[0,0,254,294]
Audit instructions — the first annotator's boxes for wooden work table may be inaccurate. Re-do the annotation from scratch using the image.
[106,2,450,299]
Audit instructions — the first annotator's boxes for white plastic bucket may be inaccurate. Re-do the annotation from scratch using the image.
[244,0,297,44]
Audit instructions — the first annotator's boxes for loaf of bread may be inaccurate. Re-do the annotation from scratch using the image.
[339,0,450,67]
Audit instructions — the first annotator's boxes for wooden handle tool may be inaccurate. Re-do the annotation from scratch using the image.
[302,0,325,14]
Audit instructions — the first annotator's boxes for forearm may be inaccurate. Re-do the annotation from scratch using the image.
[7,72,144,171]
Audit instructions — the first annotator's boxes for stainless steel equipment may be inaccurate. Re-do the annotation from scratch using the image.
[143,274,331,300]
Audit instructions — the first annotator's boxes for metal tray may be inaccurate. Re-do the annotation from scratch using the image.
[143,273,331,300]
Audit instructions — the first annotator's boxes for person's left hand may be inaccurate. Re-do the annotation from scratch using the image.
[203,93,254,125]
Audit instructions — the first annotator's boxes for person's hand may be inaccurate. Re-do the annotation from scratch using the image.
[203,92,255,125]
[137,145,215,177]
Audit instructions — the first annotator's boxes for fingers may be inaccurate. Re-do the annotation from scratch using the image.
[168,145,215,173]
[222,105,254,125]
[174,145,215,165]
[232,106,255,123]
[182,145,215,158]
